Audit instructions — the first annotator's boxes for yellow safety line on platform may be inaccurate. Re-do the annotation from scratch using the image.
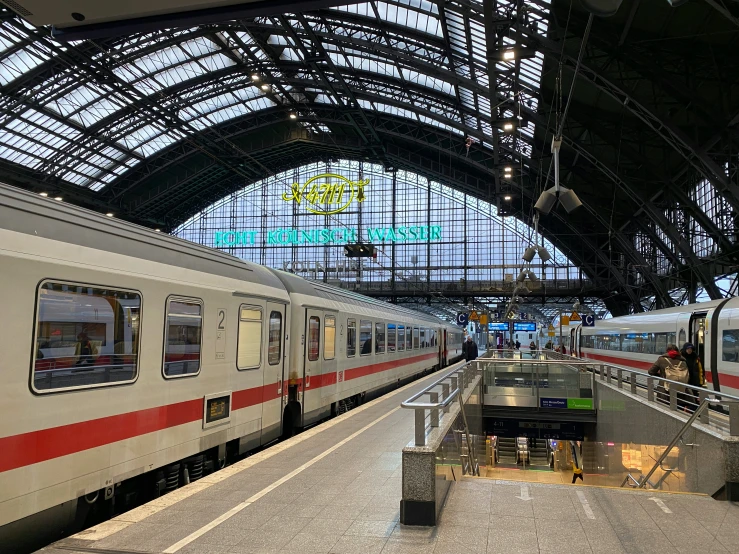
[163,406,402,553]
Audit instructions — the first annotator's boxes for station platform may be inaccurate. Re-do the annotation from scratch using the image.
[37,367,739,554]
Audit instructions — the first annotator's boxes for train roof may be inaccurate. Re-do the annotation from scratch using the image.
[583,298,729,329]
[268,269,452,326]
[0,182,284,290]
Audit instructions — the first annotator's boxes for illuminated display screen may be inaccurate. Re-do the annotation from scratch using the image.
[205,396,230,424]
[513,322,537,332]
[488,323,509,331]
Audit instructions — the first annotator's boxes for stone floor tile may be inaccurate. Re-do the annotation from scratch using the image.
[329,535,389,554]
[434,524,489,554]
[301,517,356,535]
[382,538,437,554]
[486,530,539,554]
[356,505,401,522]
[316,503,368,520]
[345,520,397,538]
[281,531,341,553]
[438,508,491,527]
[227,527,298,550]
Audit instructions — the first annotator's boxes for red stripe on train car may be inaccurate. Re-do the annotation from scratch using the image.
[582,351,739,390]
[0,352,440,472]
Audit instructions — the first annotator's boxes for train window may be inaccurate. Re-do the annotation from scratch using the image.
[722,330,739,362]
[406,324,413,350]
[32,282,141,392]
[237,306,263,370]
[388,324,396,352]
[163,298,203,378]
[268,312,282,365]
[420,328,426,348]
[308,316,320,362]
[324,315,336,360]
[679,328,687,345]
[360,320,372,355]
[347,318,357,357]
[397,325,405,351]
[376,323,386,354]
[413,327,420,349]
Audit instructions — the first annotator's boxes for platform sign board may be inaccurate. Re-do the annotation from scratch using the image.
[488,322,509,331]
[480,314,488,325]
[456,313,468,326]
[582,314,595,327]
[548,331,555,337]
[540,398,567,409]
[570,311,581,322]
[485,418,584,440]
[469,310,479,321]
[567,398,593,410]
[520,313,528,320]
[513,322,537,332]
[561,315,570,326]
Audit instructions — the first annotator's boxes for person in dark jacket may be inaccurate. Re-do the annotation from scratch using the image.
[648,344,689,405]
[681,342,705,405]
[462,336,478,361]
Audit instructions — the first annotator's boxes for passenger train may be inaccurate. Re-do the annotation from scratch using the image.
[0,184,464,552]
[570,299,739,395]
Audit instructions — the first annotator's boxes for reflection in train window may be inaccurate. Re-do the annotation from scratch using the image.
[387,324,396,352]
[376,323,386,354]
[33,281,141,392]
[420,328,426,348]
[347,318,357,357]
[360,320,372,355]
[397,325,405,351]
[413,327,420,349]
[324,315,336,360]
[268,311,282,365]
[238,306,263,369]
[722,330,739,362]
[308,316,320,362]
[406,324,413,350]
[164,298,203,378]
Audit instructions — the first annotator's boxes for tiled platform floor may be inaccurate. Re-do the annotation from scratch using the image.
[37,369,739,554]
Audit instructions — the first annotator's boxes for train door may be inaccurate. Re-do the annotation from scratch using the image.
[263,302,285,443]
[321,312,338,406]
[442,328,448,367]
[303,308,322,425]
[689,312,707,365]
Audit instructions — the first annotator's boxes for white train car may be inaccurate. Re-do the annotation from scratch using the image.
[572,299,739,395]
[0,184,461,553]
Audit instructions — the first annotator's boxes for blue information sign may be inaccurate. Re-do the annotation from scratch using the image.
[540,398,567,409]
[456,313,468,326]
[582,314,595,327]
[488,322,509,331]
[513,322,537,332]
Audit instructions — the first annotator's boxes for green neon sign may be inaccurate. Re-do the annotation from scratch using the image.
[213,226,442,247]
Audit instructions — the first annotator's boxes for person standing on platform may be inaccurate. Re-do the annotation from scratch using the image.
[545,340,553,350]
[681,343,705,404]
[515,340,521,350]
[648,344,689,404]
[561,344,567,355]
[462,335,478,362]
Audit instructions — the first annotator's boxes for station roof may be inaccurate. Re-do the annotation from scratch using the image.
[0,0,737,315]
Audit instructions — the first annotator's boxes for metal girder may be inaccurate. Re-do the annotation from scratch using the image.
[519,24,739,210]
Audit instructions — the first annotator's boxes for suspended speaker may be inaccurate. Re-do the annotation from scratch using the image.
[579,0,623,16]
[534,189,557,214]
[559,188,583,213]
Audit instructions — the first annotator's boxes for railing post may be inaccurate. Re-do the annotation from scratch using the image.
[647,378,655,402]
[730,402,739,437]
[450,376,458,393]
[669,387,677,411]
[698,389,709,424]
[606,367,611,384]
[429,392,439,428]
[600,364,605,380]
[617,368,623,389]
[415,409,426,446]
[630,373,637,394]
[442,383,450,413]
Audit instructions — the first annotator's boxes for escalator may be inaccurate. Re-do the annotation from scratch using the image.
[497,437,518,465]
[527,439,550,468]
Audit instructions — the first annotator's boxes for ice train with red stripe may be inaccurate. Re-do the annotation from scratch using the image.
[570,299,739,394]
[0,184,463,553]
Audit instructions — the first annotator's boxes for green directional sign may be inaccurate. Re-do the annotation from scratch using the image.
[567,398,593,410]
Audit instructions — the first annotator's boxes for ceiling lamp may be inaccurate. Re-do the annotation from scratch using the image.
[503,195,512,201]
[503,50,515,61]
[106,212,114,217]
[54,196,63,201]
[503,122,514,132]
[260,83,270,91]
[289,113,297,120]
[155,228,161,232]
[251,74,260,81]
[39,192,48,197]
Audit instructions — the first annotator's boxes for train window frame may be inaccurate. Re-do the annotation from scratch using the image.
[360,320,373,356]
[237,304,263,370]
[324,314,336,361]
[413,327,420,349]
[397,325,405,352]
[375,322,386,354]
[347,318,357,357]
[722,329,739,363]
[308,316,320,362]
[406,324,413,351]
[387,324,396,353]
[268,311,282,366]
[162,296,203,379]
[31,279,143,394]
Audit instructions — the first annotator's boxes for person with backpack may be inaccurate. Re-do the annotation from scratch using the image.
[648,344,689,405]
[680,343,705,405]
